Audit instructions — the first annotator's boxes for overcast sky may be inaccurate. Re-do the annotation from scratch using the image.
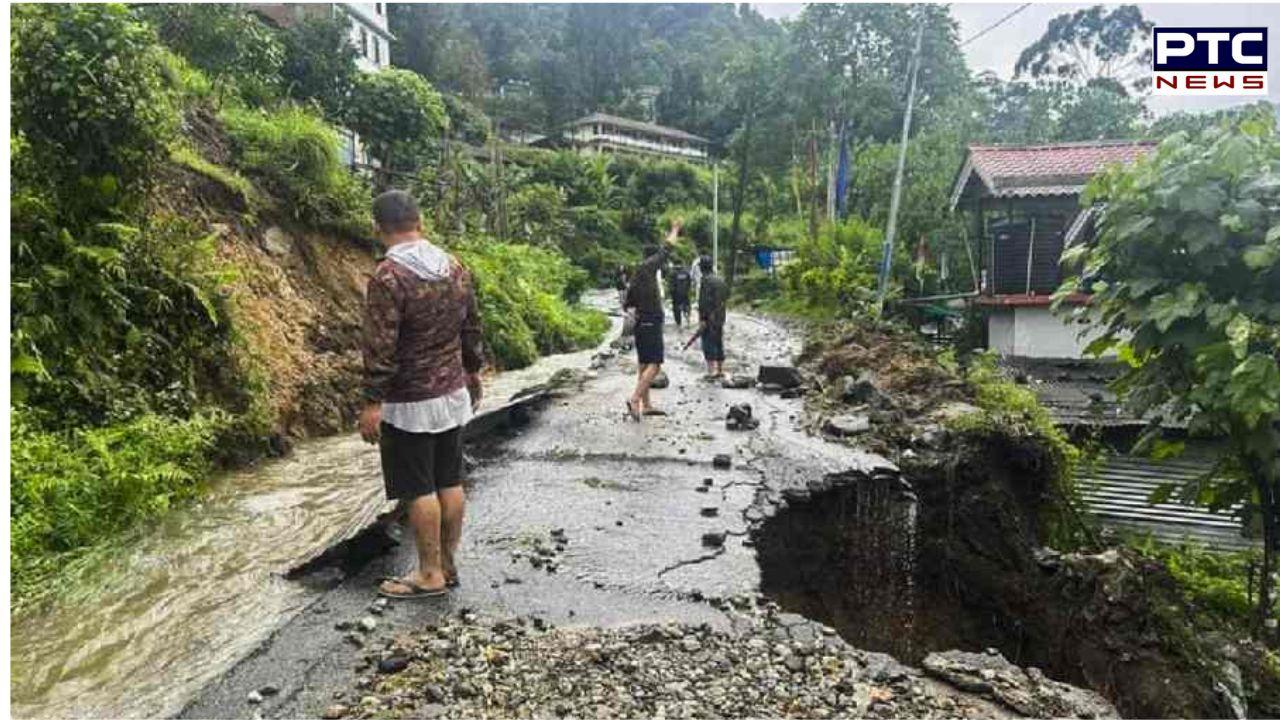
[753,2,1280,116]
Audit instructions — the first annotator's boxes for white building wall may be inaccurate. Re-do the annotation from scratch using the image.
[987,306,1109,359]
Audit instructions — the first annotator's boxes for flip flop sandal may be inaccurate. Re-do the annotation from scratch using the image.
[377,576,448,599]
[624,399,641,422]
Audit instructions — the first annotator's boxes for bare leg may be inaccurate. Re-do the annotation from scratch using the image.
[639,363,661,411]
[380,493,446,593]
[438,485,465,581]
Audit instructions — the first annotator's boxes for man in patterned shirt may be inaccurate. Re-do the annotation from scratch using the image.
[359,190,484,599]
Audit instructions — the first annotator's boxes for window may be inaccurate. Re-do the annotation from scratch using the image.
[376,3,383,15]
[373,37,381,65]
[361,28,368,58]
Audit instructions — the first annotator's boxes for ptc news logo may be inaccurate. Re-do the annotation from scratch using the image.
[1153,28,1268,95]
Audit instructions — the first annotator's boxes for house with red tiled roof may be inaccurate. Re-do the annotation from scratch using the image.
[950,139,1156,358]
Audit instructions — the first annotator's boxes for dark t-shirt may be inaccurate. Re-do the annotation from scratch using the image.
[698,274,728,328]
[624,247,669,317]
[670,269,692,301]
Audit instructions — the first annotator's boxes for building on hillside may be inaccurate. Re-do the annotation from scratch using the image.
[534,112,709,163]
[949,140,1156,359]
[249,3,393,165]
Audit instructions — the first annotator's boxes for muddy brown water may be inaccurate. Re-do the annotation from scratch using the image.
[10,295,622,720]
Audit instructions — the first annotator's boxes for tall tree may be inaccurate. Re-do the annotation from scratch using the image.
[1015,5,1153,95]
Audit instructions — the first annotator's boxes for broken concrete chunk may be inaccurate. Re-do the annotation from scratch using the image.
[701,532,726,548]
[757,366,802,389]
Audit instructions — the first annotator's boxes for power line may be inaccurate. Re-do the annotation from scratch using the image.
[960,3,1031,47]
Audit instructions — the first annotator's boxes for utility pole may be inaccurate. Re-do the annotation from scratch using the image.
[712,162,719,273]
[876,19,925,311]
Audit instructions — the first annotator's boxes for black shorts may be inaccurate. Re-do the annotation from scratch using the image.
[701,324,725,362]
[379,422,464,501]
[634,313,664,365]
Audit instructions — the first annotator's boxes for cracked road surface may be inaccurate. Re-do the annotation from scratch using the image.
[182,304,896,719]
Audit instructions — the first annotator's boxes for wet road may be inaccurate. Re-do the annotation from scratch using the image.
[10,295,626,720]
[182,298,894,719]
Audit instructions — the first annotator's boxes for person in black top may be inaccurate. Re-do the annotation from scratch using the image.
[697,255,728,378]
[669,263,693,328]
[623,219,682,421]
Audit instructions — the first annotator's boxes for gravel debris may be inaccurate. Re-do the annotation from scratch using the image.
[339,610,1011,719]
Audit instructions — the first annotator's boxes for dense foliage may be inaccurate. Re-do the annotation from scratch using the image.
[347,68,448,173]
[10,3,609,605]
[451,240,606,369]
[142,4,285,105]
[12,4,178,199]
[1058,112,1280,628]
[219,105,372,235]
[279,16,362,121]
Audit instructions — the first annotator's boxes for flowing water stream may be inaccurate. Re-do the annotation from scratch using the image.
[11,295,621,720]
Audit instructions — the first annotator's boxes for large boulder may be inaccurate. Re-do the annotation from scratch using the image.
[757,366,802,389]
[923,649,1118,719]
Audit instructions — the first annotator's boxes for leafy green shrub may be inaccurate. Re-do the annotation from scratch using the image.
[1133,539,1260,624]
[280,16,360,121]
[219,105,372,236]
[141,3,284,105]
[348,69,447,173]
[12,4,177,201]
[451,240,608,369]
[778,218,883,316]
[11,408,230,600]
[12,189,250,426]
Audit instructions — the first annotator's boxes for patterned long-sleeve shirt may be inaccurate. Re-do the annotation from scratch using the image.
[361,252,484,405]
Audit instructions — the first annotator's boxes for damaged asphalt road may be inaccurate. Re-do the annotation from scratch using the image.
[180,309,910,719]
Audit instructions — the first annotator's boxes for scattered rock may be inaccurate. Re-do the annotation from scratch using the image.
[712,454,732,469]
[322,704,348,719]
[700,507,719,517]
[725,403,759,431]
[650,371,670,389]
[377,656,410,674]
[701,532,726,548]
[260,226,294,257]
[258,685,279,697]
[246,690,263,705]
[757,365,802,389]
[358,617,378,633]
[840,372,885,405]
[824,414,871,437]
[721,374,755,389]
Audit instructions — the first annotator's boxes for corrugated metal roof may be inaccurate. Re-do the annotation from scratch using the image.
[1077,453,1254,550]
[568,112,709,144]
[950,140,1155,209]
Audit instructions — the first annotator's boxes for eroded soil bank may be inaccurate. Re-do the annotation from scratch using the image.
[754,317,1280,718]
